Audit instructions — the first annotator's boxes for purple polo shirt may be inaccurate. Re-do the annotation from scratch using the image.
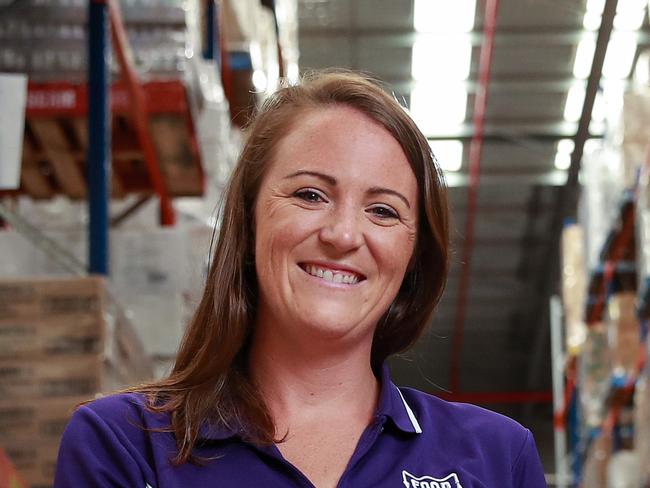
[54,366,547,487]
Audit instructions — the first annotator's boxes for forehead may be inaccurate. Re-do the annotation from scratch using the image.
[267,106,417,189]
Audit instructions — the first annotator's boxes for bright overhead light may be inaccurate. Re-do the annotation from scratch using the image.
[429,140,463,172]
[586,0,605,14]
[558,138,575,154]
[554,152,571,170]
[617,0,647,14]
[414,0,477,33]
[410,84,468,134]
[412,36,472,81]
[614,8,646,30]
[573,38,595,79]
[583,11,602,30]
[583,0,647,30]
[564,83,586,122]
[603,32,637,78]
[554,139,574,171]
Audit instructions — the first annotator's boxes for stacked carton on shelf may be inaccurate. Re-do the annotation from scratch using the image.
[0,214,214,369]
[0,276,153,488]
[572,62,650,484]
[0,0,189,80]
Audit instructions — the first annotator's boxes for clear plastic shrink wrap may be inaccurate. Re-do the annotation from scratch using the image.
[580,323,612,429]
[561,224,588,354]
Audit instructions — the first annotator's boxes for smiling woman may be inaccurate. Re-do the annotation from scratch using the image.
[54,70,547,488]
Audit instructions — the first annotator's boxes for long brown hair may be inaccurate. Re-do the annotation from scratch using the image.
[133,70,450,463]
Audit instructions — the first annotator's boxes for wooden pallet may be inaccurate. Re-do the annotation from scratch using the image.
[5,80,204,202]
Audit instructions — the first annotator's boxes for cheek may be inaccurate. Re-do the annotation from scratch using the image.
[373,230,417,281]
[254,203,319,278]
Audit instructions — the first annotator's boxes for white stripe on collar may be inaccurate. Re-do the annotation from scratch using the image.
[396,387,423,434]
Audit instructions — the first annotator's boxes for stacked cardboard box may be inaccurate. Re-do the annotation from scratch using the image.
[0,276,153,488]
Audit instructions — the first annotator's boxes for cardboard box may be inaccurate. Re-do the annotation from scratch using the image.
[0,355,108,399]
[0,396,83,443]
[0,315,103,358]
[0,277,153,387]
[0,277,104,321]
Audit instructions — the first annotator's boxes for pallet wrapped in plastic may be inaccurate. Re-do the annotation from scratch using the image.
[580,323,612,429]
[634,374,650,487]
[606,292,640,379]
[0,0,189,80]
[561,223,588,354]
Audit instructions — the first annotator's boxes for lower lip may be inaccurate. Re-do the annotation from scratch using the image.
[299,265,364,289]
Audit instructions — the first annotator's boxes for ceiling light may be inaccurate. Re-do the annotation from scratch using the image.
[564,83,586,122]
[614,10,646,30]
[603,32,638,78]
[583,11,602,30]
[558,138,575,154]
[586,0,605,14]
[617,0,647,14]
[554,152,571,170]
[414,0,477,33]
[412,36,472,81]
[410,84,468,134]
[554,139,574,171]
[583,0,647,31]
[429,140,463,172]
[573,38,595,79]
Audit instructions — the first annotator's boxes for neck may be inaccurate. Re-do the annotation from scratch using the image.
[248,321,380,433]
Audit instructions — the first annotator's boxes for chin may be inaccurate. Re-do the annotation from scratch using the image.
[295,309,373,342]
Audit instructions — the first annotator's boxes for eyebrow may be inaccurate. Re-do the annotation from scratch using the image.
[285,170,336,185]
[285,170,411,209]
[367,186,411,209]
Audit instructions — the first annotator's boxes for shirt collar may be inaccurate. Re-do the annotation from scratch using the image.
[198,362,423,441]
[376,363,423,435]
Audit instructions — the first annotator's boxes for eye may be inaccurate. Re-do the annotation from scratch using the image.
[367,205,399,220]
[294,188,327,203]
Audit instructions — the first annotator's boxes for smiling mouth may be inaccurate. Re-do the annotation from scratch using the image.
[299,263,366,285]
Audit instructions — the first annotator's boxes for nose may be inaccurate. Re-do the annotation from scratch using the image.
[319,204,364,253]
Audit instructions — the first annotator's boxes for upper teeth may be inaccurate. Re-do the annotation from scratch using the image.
[305,265,360,284]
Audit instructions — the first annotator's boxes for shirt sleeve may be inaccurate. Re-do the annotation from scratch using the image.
[54,404,155,488]
[511,429,548,487]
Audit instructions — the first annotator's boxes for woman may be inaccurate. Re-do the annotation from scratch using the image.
[55,71,547,488]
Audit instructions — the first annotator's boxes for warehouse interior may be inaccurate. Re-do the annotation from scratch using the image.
[1,0,650,486]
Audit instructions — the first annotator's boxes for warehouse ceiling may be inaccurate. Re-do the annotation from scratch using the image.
[296,0,650,435]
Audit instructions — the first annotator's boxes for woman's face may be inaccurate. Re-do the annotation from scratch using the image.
[253,105,418,348]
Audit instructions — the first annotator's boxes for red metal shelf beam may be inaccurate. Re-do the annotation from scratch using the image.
[107,0,175,225]
[450,0,500,393]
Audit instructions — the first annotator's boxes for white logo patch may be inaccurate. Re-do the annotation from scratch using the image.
[402,470,463,488]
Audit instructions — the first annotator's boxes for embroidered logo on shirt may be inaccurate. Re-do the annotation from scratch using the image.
[402,470,463,488]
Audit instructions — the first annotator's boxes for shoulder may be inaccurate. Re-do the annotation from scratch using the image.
[399,387,532,460]
[70,392,166,436]
[55,392,170,487]
[393,387,547,486]
[61,391,171,455]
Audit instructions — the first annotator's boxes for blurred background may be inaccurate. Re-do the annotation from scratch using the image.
[1,0,650,486]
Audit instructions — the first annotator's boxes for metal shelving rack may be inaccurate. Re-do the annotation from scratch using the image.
[0,0,217,275]
[553,183,649,487]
